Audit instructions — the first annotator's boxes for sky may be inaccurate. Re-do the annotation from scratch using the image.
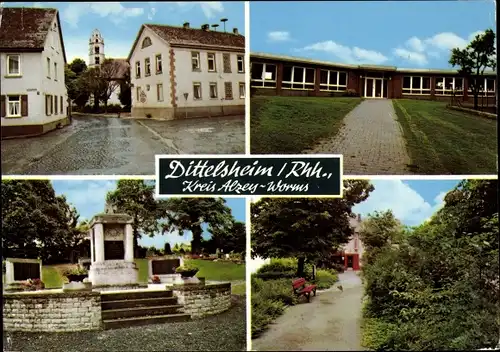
[51,180,246,249]
[8,1,245,64]
[250,1,496,69]
[352,179,460,226]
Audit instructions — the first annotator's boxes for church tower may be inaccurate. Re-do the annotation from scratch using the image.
[89,29,105,68]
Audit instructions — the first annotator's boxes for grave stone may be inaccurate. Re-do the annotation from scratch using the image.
[4,258,43,292]
[148,256,184,285]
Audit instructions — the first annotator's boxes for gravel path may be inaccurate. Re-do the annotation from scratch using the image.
[3,295,246,352]
[251,271,364,351]
[305,99,411,175]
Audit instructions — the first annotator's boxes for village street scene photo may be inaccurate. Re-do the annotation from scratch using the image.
[2,179,246,351]
[250,179,499,351]
[1,2,246,175]
[249,1,497,175]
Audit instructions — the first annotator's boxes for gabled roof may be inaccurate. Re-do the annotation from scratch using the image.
[127,23,245,61]
[0,7,67,63]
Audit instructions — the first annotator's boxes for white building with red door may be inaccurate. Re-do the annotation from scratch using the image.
[331,214,364,271]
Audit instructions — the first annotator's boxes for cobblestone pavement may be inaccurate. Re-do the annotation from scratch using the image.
[1,115,245,175]
[252,271,364,351]
[304,99,412,175]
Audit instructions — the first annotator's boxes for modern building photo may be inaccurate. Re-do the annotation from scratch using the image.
[249,1,497,176]
[1,2,246,176]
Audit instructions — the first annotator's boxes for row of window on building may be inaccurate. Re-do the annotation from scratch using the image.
[135,82,246,103]
[250,62,497,95]
[3,94,63,118]
[5,54,61,82]
[45,95,65,116]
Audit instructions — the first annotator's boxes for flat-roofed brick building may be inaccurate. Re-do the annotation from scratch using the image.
[250,52,496,105]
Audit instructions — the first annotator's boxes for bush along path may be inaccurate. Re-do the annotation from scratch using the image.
[252,271,364,351]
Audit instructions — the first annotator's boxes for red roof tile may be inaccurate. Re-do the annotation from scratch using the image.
[0,7,57,50]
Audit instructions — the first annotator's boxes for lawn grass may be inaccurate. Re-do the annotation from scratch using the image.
[393,99,497,174]
[42,266,65,289]
[135,258,149,283]
[250,96,362,154]
[231,282,246,295]
[187,259,245,282]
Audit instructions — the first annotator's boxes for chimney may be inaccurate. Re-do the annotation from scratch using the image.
[201,24,209,31]
[183,22,190,29]
[233,27,239,35]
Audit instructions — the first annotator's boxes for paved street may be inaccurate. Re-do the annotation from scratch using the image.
[306,99,412,175]
[1,115,245,175]
[252,271,364,351]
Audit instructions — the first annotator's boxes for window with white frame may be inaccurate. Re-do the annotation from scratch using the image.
[47,58,51,78]
[7,55,20,75]
[135,61,141,78]
[193,82,202,100]
[319,70,347,91]
[191,52,200,70]
[157,84,163,102]
[145,58,151,76]
[282,65,315,90]
[207,53,216,72]
[7,95,21,117]
[435,77,463,95]
[156,54,162,74]
[54,62,58,81]
[237,55,244,73]
[239,82,245,98]
[468,77,496,96]
[250,62,277,88]
[402,76,431,94]
[209,82,218,99]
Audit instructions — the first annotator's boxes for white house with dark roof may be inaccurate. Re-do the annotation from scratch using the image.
[0,7,69,138]
[127,22,245,119]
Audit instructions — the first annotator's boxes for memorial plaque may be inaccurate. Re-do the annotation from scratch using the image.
[104,240,125,260]
[152,259,180,275]
[13,262,40,281]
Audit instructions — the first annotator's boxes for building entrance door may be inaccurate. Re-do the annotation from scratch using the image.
[364,77,387,98]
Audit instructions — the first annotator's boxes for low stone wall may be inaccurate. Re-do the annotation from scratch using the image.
[173,282,232,319]
[447,105,497,120]
[3,291,102,332]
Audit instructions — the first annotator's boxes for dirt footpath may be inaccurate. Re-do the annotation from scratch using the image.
[251,271,364,351]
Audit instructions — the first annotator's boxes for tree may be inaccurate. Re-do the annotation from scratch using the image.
[65,58,90,109]
[97,59,122,110]
[1,180,81,263]
[449,29,496,110]
[359,210,403,265]
[159,198,234,254]
[251,180,374,276]
[118,70,132,111]
[164,242,172,255]
[106,180,160,257]
[209,220,246,256]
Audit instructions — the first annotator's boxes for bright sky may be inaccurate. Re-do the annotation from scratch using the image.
[51,180,246,249]
[250,0,496,69]
[10,1,245,64]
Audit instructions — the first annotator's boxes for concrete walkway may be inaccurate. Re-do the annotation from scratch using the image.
[306,99,411,175]
[251,271,364,351]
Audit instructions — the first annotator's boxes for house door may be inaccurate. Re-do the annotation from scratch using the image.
[365,79,374,98]
[347,255,354,268]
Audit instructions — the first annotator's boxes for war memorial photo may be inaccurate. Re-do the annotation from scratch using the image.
[2,179,246,351]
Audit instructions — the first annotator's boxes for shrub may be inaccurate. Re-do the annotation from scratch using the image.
[22,278,45,291]
[343,88,359,97]
[62,265,88,277]
[257,258,313,280]
[311,269,338,290]
[176,263,199,273]
[106,104,122,113]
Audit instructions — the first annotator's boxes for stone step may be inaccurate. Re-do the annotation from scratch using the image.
[103,313,191,329]
[102,304,184,320]
[101,289,173,302]
[101,297,178,310]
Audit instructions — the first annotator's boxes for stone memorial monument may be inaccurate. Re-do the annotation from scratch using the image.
[4,258,43,292]
[148,256,184,285]
[88,201,142,291]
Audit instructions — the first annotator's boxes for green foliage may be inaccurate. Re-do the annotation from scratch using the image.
[62,265,88,276]
[118,70,131,110]
[164,242,172,254]
[208,220,246,256]
[251,180,374,276]
[1,180,85,264]
[311,269,338,290]
[175,263,199,272]
[65,59,90,109]
[159,198,235,254]
[361,180,499,350]
[449,29,496,110]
